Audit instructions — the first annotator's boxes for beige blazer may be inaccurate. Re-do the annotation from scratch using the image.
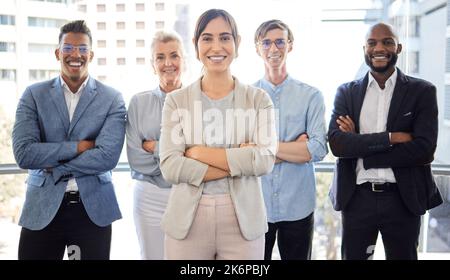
[159,77,277,240]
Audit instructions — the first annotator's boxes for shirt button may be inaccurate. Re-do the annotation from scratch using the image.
[274,193,278,196]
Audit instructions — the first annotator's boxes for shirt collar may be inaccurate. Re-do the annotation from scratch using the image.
[155,86,165,98]
[368,68,397,89]
[60,75,90,95]
[156,84,182,99]
[261,74,291,91]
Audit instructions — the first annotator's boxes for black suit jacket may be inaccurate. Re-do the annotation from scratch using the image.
[328,68,442,216]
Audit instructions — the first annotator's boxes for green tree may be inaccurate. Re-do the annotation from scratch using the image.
[313,152,341,260]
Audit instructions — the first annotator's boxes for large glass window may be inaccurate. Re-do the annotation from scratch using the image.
[28,43,57,53]
[28,69,59,81]
[445,86,450,121]
[30,0,68,3]
[136,3,145,11]
[28,17,66,28]
[117,57,126,65]
[0,0,449,260]
[116,40,125,47]
[0,15,15,25]
[78,4,87,12]
[136,21,145,29]
[97,40,106,48]
[116,22,125,29]
[97,57,107,65]
[116,3,125,12]
[97,4,106,12]
[155,21,164,29]
[97,22,106,30]
[136,57,145,65]
[136,39,145,47]
[0,69,16,81]
[155,2,165,11]
[0,42,16,52]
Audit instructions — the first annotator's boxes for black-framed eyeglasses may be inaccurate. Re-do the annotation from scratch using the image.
[258,38,289,50]
[60,44,90,54]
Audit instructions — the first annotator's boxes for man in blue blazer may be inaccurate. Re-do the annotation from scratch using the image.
[328,23,442,260]
[12,20,126,260]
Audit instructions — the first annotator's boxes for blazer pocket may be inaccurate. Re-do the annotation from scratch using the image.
[97,172,112,184]
[403,111,412,117]
[395,112,414,131]
[26,174,46,188]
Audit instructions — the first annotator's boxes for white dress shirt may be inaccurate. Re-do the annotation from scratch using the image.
[356,69,397,185]
[60,75,89,192]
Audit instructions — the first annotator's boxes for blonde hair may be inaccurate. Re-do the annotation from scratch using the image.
[150,30,185,61]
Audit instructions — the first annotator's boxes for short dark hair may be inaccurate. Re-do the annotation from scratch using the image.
[58,20,92,46]
[193,9,239,58]
[254,19,294,44]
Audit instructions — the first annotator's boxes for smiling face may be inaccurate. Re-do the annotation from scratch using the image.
[364,24,401,74]
[152,40,184,91]
[55,32,93,88]
[195,16,240,75]
[256,28,291,71]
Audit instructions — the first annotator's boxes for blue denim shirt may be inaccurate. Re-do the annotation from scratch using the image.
[254,76,328,222]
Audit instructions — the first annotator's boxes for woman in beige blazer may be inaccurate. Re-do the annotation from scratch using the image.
[159,9,277,260]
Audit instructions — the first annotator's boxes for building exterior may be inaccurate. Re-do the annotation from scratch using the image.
[0,0,76,115]
[74,0,192,102]
[0,0,192,114]
[388,0,447,163]
[416,0,447,164]
[442,0,450,163]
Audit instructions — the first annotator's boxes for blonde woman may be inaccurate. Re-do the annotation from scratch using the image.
[126,31,185,259]
[159,9,277,260]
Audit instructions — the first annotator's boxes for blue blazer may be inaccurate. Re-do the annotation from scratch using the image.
[12,77,126,230]
[328,68,442,216]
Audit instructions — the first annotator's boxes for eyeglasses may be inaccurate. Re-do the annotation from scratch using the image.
[60,44,90,54]
[258,38,289,50]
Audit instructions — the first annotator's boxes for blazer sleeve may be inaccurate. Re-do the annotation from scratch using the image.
[363,83,438,168]
[328,83,391,159]
[225,91,277,177]
[12,87,79,170]
[126,95,161,176]
[159,94,208,187]
[51,92,126,182]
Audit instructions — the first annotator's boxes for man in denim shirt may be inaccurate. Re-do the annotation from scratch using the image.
[254,20,328,260]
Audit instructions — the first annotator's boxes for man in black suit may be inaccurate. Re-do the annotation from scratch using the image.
[328,23,442,260]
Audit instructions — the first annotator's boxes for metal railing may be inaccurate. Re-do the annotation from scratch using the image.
[1,162,450,175]
[1,161,449,259]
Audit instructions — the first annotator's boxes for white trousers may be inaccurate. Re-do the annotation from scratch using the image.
[133,180,170,260]
[165,194,265,260]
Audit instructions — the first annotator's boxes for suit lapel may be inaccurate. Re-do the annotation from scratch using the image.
[190,78,204,145]
[233,77,245,146]
[68,78,98,135]
[387,69,408,131]
[353,74,369,133]
[49,78,70,132]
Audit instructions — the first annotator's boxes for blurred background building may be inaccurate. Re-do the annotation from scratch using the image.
[1,0,449,259]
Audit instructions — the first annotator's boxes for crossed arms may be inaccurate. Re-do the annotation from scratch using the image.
[187,130,317,180]
[12,87,126,183]
[328,83,438,169]
[159,93,277,187]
